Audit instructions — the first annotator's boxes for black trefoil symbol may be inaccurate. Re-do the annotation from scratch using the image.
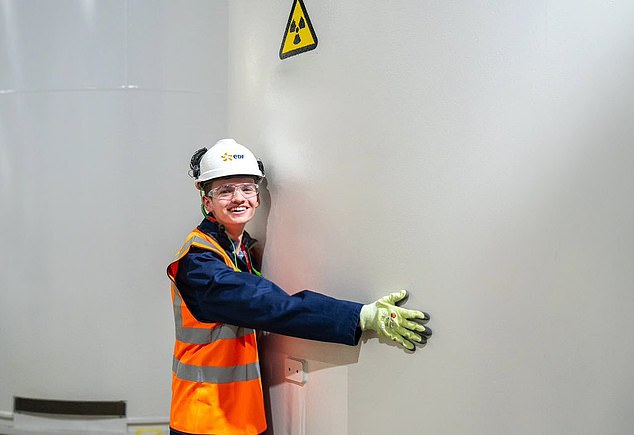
[289,17,306,45]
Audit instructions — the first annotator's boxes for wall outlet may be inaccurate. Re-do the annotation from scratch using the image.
[284,357,307,385]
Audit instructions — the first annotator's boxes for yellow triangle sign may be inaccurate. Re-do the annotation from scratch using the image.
[279,0,318,59]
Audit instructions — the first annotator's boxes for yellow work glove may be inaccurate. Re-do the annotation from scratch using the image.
[359,290,431,351]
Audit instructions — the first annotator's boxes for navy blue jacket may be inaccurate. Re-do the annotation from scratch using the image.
[174,217,363,345]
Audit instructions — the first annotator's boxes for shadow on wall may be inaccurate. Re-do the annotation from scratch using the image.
[258,332,362,435]
[249,175,271,266]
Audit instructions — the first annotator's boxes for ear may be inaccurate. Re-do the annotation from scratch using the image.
[201,194,214,212]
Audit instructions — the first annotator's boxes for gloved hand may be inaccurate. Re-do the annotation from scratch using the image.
[359,290,431,351]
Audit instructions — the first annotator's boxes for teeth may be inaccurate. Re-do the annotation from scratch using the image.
[231,207,246,212]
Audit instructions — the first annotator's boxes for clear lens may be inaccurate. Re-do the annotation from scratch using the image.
[209,183,259,200]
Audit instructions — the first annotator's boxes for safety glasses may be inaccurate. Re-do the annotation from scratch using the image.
[207,183,259,200]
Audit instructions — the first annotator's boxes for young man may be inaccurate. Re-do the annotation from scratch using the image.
[167,139,432,435]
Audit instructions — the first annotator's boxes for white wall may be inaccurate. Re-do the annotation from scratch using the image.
[228,1,634,434]
[0,0,227,422]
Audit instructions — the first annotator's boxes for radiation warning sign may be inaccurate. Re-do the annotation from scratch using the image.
[279,0,318,59]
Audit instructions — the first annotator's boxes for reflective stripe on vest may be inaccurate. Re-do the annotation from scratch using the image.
[176,233,237,271]
[172,356,261,384]
[172,287,255,344]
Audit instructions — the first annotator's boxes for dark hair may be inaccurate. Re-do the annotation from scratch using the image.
[189,147,208,179]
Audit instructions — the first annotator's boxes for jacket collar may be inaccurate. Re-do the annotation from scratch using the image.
[198,215,257,251]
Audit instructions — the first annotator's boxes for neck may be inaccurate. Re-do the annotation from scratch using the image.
[224,226,244,247]
[205,214,244,246]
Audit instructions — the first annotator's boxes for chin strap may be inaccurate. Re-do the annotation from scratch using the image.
[199,190,209,217]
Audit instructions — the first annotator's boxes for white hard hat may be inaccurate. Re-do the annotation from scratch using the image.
[193,139,264,190]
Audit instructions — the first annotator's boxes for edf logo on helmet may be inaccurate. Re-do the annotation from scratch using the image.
[221,152,245,162]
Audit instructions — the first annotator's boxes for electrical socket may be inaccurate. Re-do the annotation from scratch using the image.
[284,357,306,385]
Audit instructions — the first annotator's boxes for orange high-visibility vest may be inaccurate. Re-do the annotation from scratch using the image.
[167,229,266,435]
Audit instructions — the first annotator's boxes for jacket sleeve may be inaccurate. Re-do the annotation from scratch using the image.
[175,248,363,346]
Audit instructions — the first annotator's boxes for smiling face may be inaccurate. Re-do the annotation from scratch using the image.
[202,176,260,238]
